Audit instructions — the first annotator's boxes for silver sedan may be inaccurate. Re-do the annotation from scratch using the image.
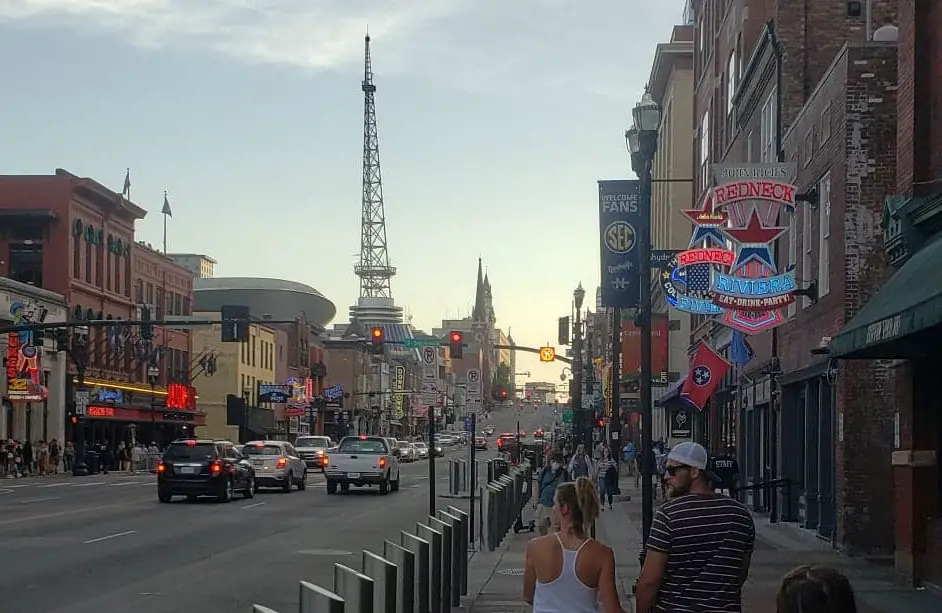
[241,440,308,492]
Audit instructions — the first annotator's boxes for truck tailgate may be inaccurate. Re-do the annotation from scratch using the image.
[328,454,385,473]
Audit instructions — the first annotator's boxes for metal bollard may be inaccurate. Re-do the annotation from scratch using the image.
[383,540,415,613]
[415,523,443,613]
[363,551,398,613]
[438,511,463,605]
[333,564,374,613]
[446,505,470,595]
[400,532,430,613]
[253,606,281,613]
[484,484,497,551]
[429,517,453,613]
[299,581,344,613]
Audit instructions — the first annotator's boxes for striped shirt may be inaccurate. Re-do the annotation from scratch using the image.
[646,493,755,612]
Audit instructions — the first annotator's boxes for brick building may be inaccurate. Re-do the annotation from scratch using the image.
[0,169,202,449]
[828,0,942,587]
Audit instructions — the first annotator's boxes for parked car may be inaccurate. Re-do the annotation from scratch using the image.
[241,440,308,492]
[157,439,256,503]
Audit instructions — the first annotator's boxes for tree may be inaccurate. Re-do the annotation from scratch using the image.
[491,361,512,401]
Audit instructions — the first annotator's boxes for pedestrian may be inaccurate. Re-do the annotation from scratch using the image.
[776,565,858,613]
[596,447,617,511]
[37,440,48,475]
[523,476,623,613]
[621,440,636,476]
[568,444,595,480]
[633,441,755,613]
[49,438,60,474]
[534,454,568,535]
[711,445,740,497]
[63,441,75,473]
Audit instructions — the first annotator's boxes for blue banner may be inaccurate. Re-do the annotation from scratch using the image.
[599,180,643,308]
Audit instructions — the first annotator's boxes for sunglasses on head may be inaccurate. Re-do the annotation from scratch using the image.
[665,465,690,475]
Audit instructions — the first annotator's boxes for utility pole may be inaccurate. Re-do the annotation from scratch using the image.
[611,308,621,453]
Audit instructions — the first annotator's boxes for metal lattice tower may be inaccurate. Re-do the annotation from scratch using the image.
[354,33,396,298]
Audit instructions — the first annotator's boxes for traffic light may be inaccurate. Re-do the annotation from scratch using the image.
[370,327,385,354]
[449,331,463,359]
[597,419,604,429]
[220,305,250,342]
[500,389,507,400]
[558,316,570,345]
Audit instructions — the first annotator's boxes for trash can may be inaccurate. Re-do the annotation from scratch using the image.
[85,450,100,475]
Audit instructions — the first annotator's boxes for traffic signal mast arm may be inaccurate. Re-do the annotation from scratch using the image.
[0,318,303,334]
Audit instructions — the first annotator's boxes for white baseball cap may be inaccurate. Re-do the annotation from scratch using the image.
[666,441,719,481]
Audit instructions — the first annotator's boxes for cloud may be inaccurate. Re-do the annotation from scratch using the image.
[0,0,684,93]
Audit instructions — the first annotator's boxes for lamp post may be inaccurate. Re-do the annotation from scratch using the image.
[571,283,586,446]
[70,326,90,476]
[147,363,159,445]
[625,88,662,542]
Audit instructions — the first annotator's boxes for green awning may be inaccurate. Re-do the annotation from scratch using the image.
[830,231,942,359]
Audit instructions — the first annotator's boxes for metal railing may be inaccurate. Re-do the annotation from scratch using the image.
[253,460,532,613]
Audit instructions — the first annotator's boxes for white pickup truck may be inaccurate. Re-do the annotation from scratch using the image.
[323,435,401,495]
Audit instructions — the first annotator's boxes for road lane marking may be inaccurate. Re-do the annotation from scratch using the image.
[83,529,138,544]
[18,496,60,504]
[71,481,104,487]
[0,499,152,526]
[6,484,30,489]
[39,482,71,488]
[241,502,266,509]
[110,481,142,486]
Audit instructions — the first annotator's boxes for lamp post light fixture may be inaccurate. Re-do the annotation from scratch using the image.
[626,87,662,543]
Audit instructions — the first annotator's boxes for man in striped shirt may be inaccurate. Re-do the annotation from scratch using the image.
[634,442,755,613]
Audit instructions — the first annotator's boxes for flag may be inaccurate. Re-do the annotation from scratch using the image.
[681,342,731,411]
[685,263,712,292]
[729,330,755,369]
[122,169,131,197]
[161,192,172,217]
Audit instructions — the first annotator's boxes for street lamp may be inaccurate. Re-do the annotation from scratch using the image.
[70,326,90,476]
[147,363,159,444]
[626,87,662,543]
[571,283,586,446]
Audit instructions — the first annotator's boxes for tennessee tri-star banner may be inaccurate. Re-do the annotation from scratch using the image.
[681,342,732,411]
[598,180,643,308]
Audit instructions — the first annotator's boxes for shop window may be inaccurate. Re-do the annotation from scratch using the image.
[8,243,43,287]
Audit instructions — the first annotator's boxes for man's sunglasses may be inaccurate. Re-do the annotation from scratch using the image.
[665,465,690,476]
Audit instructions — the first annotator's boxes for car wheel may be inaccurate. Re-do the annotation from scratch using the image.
[379,477,389,495]
[341,482,350,494]
[218,478,233,503]
[327,480,338,495]
[244,476,256,499]
[158,489,172,503]
[391,473,400,492]
[297,470,307,491]
[282,472,293,493]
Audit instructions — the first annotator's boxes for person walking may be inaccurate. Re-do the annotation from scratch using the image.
[634,442,755,613]
[568,444,595,480]
[596,447,617,510]
[49,439,61,474]
[523,477,623,613]
[534,454,568,535]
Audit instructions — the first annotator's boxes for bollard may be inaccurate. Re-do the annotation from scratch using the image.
[429,517,453,613]
[438,511,463,605]
[333,564,374,613]
[253,607,281,613]
[383,540,415,613]
[446,506,470,595]
[363,551,398,613]
[299,581,345,613]
[400,532,430,613]
[415,523,443,613]
[448,460,458,495]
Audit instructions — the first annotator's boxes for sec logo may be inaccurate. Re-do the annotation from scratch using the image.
[604,221,636,254]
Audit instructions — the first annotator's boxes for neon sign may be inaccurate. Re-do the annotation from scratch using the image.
[678,248,735,268]
[658,254,723,315]
[166,383,197,410]
[714,292,796,311]
[713,180,796,208]
[712,272,796,298]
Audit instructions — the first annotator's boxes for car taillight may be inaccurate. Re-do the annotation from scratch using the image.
[322,455,329,467]
[497,439,503,447]
[276,457,287,468]
[379,457,387,469]
[211,461,222,474]
[157,461,165,473]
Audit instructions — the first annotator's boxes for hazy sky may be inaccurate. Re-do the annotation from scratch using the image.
[0,0,684,381]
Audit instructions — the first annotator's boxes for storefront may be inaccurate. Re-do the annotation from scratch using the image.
[68,377,205,448]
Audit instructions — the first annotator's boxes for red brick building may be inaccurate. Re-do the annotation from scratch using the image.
[0,169,201,447]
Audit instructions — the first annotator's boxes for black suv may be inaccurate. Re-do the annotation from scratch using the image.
[157,439,257,503]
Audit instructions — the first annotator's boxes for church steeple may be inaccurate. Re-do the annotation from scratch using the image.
[472,258,486,322]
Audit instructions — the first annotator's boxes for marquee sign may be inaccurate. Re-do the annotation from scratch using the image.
[661,162,799,340]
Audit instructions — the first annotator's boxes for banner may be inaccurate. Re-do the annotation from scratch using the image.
[620,315,669,384]
[680,343,732,411]
[669,407,692,438]
[393,366,405,419]
[598,180,643,308]
[5,332,44,401]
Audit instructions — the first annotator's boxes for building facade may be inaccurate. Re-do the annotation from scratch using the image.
[166,253,217,278]
[1,278,69,444]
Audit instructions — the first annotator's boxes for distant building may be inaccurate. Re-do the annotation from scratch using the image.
[167,253,216,279]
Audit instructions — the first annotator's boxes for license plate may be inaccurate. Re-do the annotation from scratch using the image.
[252,460,264,466]
[347,472,360,479]
[181,466,197,474]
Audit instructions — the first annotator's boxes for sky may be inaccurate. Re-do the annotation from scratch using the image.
[0,0,685,383]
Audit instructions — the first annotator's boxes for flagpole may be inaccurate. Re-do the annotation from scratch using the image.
[163,211,167,255]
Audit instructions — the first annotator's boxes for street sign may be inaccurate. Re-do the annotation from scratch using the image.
[422,346,438,381]
[464,416,474,433]
[420,381,438,405]
[404,338,442,349]
[466,369,482,396]
[562,409,573,424]
[539,347,556,362]
[74,390,89,416]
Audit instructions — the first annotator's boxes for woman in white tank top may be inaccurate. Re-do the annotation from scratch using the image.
[523,476,624,613]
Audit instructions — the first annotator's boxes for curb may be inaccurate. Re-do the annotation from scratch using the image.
[463,530,517,612]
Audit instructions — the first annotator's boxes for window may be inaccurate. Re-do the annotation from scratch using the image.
[251,336,256,367]
[85,240,92,283]
[135,279,144,303]
[96,242,103,287]
[155,287,164,320]
[802,198,814,309]
[113,255,121,294]
[787,212,798,318]
[72,235,81,279]
[146,282,154,304]
[819,103,831,146]
[818,173,831,297]
[174,293,183,316]
[726,50,737,116]
[699,108,710,192]
[8,243,43,287]
[124,254,131,297]
[105,248,112,291]
[760,90,777,162]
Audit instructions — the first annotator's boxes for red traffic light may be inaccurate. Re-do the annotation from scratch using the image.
[70,415,78,424]
[371,327,384,340]
[500,389,507,398]
[450,331,462,343]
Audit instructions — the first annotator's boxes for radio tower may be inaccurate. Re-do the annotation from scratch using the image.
[350,33,403,324]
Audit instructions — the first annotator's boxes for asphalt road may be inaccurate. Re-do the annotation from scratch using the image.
[0,409,560,613]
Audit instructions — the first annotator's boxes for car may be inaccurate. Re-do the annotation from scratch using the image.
[293,435,333,470]
[241,440,308,492]
[483,425,496,436]
[414,442,430,459]
[474,436,488,450]
[533,429,545,439]
[397,440,416,462]
[157,439,256,503]
[323,435,401,495]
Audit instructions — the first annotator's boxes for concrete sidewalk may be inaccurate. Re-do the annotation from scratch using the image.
[458,477,942,612]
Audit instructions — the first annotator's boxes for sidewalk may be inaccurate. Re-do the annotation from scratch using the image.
[460,476,942,612]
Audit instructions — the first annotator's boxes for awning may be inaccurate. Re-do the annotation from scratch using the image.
[656,377,690,409]
[830,231,942,359]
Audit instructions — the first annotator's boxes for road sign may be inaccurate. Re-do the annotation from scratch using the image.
[74,390,89,416]
[420,381,438,405]
[539,347,556,362]
[466,369,482,396]
[562,409,573,424]
[422,346,438,381]
[404,338,442,349]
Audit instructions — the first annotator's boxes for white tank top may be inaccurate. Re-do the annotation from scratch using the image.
[532,534,598,613]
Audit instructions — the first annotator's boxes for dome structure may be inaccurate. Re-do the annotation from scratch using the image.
[193,277,336,327]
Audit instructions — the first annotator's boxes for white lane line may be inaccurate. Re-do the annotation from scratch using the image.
[39,482,71,488]
[110,481,141,487]
[6,484,30,489]
[70,482,104,487]
[19,496,60,504]
[241,502,266,510]
[83,530,138,544]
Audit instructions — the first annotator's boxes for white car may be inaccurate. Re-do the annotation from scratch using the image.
[241,440,307,492]
[324,435,401,495]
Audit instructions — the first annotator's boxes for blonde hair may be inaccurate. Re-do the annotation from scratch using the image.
[555,476,600,533]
